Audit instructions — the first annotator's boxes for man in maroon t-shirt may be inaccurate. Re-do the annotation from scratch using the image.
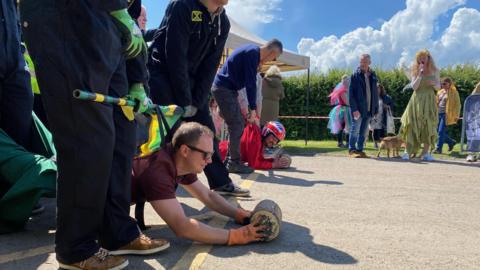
[131,122,267,245]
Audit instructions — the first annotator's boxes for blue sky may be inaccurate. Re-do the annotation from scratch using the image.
[142,0,480,71]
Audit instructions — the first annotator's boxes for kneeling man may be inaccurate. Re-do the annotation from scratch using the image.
[131,122,266,245]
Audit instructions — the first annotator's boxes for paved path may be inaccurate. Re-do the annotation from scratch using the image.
[1,155,479,269]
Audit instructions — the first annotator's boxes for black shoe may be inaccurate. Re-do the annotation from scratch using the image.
[448,140,456,152]
[433,149,442,154]
[226,161,254,174]
[31,203,45,216]
[337,143,347,148]
[214,183,250,197]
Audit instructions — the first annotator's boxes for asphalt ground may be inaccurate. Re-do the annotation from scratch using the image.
[0,154,479,269]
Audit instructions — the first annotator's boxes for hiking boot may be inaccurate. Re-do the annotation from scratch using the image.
[226,160,254,174]
[214,183,250,197]
[58,248,128,270]
[447,140,456,152]
[109,234,170,256]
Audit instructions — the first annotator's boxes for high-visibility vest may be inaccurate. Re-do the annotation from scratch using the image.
[23,52,40,95]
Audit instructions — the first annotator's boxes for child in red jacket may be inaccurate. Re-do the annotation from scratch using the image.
[220,121,291,170]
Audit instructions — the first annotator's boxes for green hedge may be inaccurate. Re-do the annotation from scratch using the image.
[280,65,480,141]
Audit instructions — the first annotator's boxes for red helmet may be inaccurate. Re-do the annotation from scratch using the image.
[262,121,286,141]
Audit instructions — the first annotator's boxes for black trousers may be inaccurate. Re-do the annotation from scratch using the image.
[33,94,49,129]
[148,70,231,189]
[21,0,139,263]
[0,9,33,151]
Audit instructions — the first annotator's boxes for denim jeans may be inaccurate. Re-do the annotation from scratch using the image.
[349,116,371,152]
[436,113,455,152]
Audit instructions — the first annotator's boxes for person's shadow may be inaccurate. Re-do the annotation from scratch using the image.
[253,171,343,187]
[131,219,357,269]
[374,156,480,168]
[282,167,315,174]
[209,220,357,265]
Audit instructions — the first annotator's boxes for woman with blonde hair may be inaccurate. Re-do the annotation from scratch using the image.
[399,49,440,161]
[260,65,285,125]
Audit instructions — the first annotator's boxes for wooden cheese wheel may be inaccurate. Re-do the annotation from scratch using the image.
[251,199,282,242]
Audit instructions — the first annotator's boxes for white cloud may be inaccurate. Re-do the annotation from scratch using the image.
[297,0,480,73]
[226,0,282,31]
[433,7,480,65]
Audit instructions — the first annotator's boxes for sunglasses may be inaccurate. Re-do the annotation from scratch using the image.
[187,145,214,161]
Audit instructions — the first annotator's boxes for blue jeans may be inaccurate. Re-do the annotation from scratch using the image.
[436,113,455,152]
[349,116,371,152]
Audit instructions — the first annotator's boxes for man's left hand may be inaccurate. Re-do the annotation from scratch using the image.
[128,83,151,114]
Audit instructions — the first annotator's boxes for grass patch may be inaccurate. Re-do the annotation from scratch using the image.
[282,140,469,160]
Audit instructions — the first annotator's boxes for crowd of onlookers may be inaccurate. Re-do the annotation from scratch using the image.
[327,52,480,162]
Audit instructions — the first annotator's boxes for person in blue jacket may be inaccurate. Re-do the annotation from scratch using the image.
[212,40,283,173]
[348,54,379,158]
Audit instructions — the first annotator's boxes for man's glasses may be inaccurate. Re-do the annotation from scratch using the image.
[187,145,214,161]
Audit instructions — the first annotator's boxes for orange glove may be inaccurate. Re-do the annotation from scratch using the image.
[235,208,251,225]
[227,222,268,245]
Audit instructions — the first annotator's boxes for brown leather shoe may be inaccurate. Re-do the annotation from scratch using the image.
[58,248,128,270]
[358,151,369,158]
[109,234,170,255]
[349,150,361,158]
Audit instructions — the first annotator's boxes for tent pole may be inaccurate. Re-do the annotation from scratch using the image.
[305,68,310,146]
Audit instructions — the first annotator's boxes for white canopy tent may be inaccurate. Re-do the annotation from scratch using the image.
[223,19,312,143]
[223,19,310,72]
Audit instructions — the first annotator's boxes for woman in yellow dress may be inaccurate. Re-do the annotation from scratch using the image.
[399,49,440,161]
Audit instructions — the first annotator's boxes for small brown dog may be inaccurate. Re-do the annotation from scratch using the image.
[376,136,404,158]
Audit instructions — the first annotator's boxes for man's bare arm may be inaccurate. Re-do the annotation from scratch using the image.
[182,181,238,218]
[150,198,229,244]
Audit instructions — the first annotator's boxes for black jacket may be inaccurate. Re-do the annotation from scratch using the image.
[349,68,379,117]
[147,0,230,108]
